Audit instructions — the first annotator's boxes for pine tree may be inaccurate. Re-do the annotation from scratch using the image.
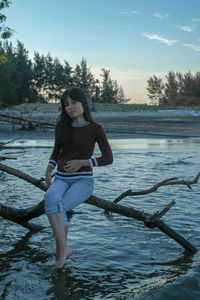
[73,58,96,96]
[164,71,179,105]
[99,68,119,103]
[32,52,46,100]
[146,75,164,105]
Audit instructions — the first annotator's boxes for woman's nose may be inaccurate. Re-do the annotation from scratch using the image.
[66,103,72,109]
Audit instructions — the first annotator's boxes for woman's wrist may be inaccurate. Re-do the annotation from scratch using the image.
[46,165,54,174]
[81,159,90,167]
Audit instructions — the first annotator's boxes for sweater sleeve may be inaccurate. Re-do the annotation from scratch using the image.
[48,125,60,169]
[89,124,113,167]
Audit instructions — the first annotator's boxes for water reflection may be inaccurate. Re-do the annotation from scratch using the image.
[0,138,199,299]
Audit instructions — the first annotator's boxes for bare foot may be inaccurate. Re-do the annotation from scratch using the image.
[55,247,72,270]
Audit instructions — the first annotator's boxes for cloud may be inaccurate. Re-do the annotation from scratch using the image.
[121,11,129,15]
[121,10,140,15]
[177,25,193,32]
[182,43,200,52]
[142,33,179,46]
[132,10,140,15]
[154,12,169,19]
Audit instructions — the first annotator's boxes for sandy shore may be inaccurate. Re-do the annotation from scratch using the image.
[1,103,200,141]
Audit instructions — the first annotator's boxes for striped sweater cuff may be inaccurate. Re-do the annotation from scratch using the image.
[48,159,57,168]
[89,158,98,167]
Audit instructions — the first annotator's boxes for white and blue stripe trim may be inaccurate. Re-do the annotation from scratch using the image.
[89,157,99,167]
[48,159,57,168]
[56,170,93,179]
[71,122,89,127]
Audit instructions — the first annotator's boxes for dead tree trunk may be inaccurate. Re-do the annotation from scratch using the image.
[0,162,198,253]
[0,113,55,130]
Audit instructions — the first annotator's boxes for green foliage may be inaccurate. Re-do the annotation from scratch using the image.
[73,58,95,96]
[99,68,129,104]
[147,71,200,106]
[0,1,128,106]
[146,75,164,105]
[0,0,13,39]
[0,41,34,106]
[0,41,129,106]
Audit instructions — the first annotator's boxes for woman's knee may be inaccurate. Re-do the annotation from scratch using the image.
[44,189,63,215]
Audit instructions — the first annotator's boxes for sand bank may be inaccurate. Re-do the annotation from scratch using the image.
[1,103,200,141]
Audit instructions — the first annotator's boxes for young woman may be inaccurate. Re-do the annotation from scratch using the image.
[44,87,113,270]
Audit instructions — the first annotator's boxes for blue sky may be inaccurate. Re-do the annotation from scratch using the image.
[4,0,200,103]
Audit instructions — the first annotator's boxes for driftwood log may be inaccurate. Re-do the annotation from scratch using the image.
[0,113,55,130]
[0,162,198,254]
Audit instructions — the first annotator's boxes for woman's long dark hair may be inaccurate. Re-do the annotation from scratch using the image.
[56,87,94,143]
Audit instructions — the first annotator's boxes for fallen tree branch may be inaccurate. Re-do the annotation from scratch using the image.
[113,174,200,203]
[0,113,55,130]
[0,138,18,152]
[0,162,198,253]
[151,200,176,222]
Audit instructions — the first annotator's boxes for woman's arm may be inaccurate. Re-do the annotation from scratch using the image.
[45,164,54,187]
[89,124,113,168]
[48,125,60,169]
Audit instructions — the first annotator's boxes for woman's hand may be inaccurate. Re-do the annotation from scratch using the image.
[64,159,90,173]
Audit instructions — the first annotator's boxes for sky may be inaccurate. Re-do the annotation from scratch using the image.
[3,0,200,103]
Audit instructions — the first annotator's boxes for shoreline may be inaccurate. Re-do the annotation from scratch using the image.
[1,103,200,141]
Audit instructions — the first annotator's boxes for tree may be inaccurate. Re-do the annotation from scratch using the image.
[163,71,179,105]
[73,58,96,96]
[99,68,118,103]
[32,52,46,101]
[146,75,164,105]
[0,42,17,106]
[0,0,13,39]
[194,72,200,98]
[0,41,34,106]
[63,60,73,88]
[98,68,129,104]
[116,86,130,104]
[14,41,33,103]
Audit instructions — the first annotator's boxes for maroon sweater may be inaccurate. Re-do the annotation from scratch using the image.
[48,121,113,179]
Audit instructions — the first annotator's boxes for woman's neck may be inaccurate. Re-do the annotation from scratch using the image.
[71,116,86,124]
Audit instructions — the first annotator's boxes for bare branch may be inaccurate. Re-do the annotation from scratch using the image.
[0,113,55,130]
[113,176,200,203]
[0,138,18,151]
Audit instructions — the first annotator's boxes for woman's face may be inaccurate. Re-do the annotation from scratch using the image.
[65,96,84,120]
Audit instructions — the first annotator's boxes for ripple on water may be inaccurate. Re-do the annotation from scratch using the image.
[0,138,200,299]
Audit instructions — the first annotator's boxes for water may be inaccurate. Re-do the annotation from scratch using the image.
[0,137,200,299]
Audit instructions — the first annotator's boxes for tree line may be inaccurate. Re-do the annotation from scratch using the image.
[147,71,200,106]
[0,40,129,107]
[0,1,129,107]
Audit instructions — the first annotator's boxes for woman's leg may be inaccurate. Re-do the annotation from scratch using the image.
[56,225,72,261]
[44,178,71,269]
[48,212,67,269]
[61,178,94,218]
[53,178,94,268]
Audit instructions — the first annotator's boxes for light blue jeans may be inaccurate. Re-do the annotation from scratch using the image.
[44,177,94,226]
